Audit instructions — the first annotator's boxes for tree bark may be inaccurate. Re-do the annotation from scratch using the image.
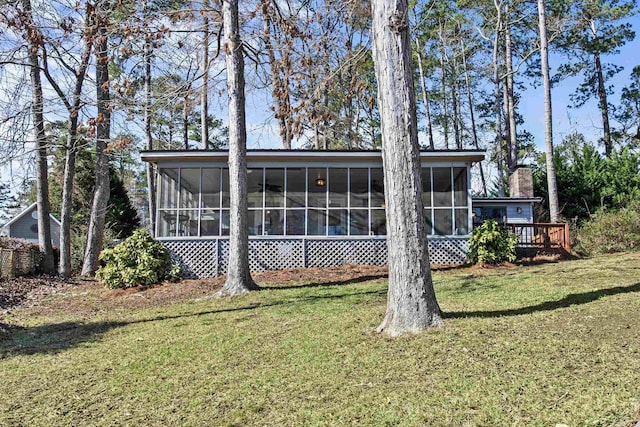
[23,0,55,274]
[537,0,560,222]
[144,23,156,234]
[460,34,488,196]
[371,0,442,336]
[414,35,434,150]
[218,0,258,296]
[504,8,518,173]
[201,0,210,149]
[439,25,449,149]
[594,52,612,156]
[261,0,293,149]
[493,0,505,197]
[82,14,111,276]
[451,55,461,150]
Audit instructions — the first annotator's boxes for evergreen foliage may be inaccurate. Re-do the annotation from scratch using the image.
[575,200,640,255]
[468,220,519,264]
[97,229,181,289]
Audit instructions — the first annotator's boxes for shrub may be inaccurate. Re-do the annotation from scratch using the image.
[96,229,181,289]
[575,201,640,255]
[468,220,519,265]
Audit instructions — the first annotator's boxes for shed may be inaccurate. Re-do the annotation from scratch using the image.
[1,203,61,247]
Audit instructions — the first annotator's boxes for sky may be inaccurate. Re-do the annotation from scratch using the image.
[2,13,640,206]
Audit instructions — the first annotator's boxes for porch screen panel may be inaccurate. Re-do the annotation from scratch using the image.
[247,168,263,208]
[201,168,221,209]
[180,168,200,209]
[434,209,453,236]
[432,168,453,207]
[455,209,469,235]
[221,168,230,208]
[307,209,326,235]
[158,168,179,237]
[371,209,386,235]
[286,209,305,235]
[265,169,284,207]
[370,168,385,207]
[329,169,348,208]
[308,168,327,208]
[453,167,468,206]
[328,209,348,235]
[350,209,369,235]
[200,209,221,236]
[350,169,368,208]
[286,168,306,208]
[159,169,179,208]
[264,209,284,235]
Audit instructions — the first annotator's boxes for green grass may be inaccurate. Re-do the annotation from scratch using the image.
[2,253,640,426]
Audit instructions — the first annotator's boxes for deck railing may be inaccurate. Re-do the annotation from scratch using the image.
[504,223,571,253]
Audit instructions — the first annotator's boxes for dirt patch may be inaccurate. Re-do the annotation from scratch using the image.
[2,261,541,319]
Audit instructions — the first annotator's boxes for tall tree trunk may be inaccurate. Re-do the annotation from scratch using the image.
[218,0,258,296]
[261,0,292,149]
[200,0,210,149]
[451,58,461,150]
[82,17,111,276]
[538,0,560,222]
[183,87,190,149]
[371,0,442,336]
[504,9,518,173]
[144,29,156,234]
[414,35,434,150]
[23,0,55,274]
[59,116,79,278]
[439,28,449,149]
[460,35,487,196]
[493,1,505,197]
[594,52,612,156]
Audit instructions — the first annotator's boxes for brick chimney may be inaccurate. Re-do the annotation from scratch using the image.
[509,167,534,198]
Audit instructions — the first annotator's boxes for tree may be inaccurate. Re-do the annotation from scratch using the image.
[554,0,636,156]
[217,0,258,296]
[371,0,442,336]
[82,0,112,276]
[537,0,560,222]
[22,0,56,274]
[0,184,19,225]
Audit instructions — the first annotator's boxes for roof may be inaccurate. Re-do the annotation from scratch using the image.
[472,197,543,204]
[1,202,61,229]
[140,149,485,164]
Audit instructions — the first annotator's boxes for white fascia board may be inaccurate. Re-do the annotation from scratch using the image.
[141,150,485,164]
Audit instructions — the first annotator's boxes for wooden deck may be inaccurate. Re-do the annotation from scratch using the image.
[504,223,571,254]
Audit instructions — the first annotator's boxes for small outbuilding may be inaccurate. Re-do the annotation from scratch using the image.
[1,202,61,247]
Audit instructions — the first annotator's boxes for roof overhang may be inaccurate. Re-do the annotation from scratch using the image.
[1,202,61,229]
[140,149,485,164]
[472,197,543,204]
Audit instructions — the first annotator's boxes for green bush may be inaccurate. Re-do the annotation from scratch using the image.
[96,229,181,289]
[575,201,640,255]
[468,220,519,265]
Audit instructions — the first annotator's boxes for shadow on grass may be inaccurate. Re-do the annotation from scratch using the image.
[259,274,388,291]
[3,282,639,358]
[0,287,386,358]
[445,282,640,319]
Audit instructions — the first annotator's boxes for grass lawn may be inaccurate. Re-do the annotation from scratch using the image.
[1,253,640,426]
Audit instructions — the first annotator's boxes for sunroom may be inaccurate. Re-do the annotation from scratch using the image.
[141,149,484,278]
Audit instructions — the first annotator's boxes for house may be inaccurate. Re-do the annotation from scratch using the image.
[1,202,61,247]
[473,167,542,226]
[142,149,486,278]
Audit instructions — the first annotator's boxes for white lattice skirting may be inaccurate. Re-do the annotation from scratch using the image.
[162,237,469,279]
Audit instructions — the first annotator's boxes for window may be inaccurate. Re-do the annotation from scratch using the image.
[156,165,470,238]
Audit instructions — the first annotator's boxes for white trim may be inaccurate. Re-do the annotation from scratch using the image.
[2,202,61,229]
[141,150,485,164]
